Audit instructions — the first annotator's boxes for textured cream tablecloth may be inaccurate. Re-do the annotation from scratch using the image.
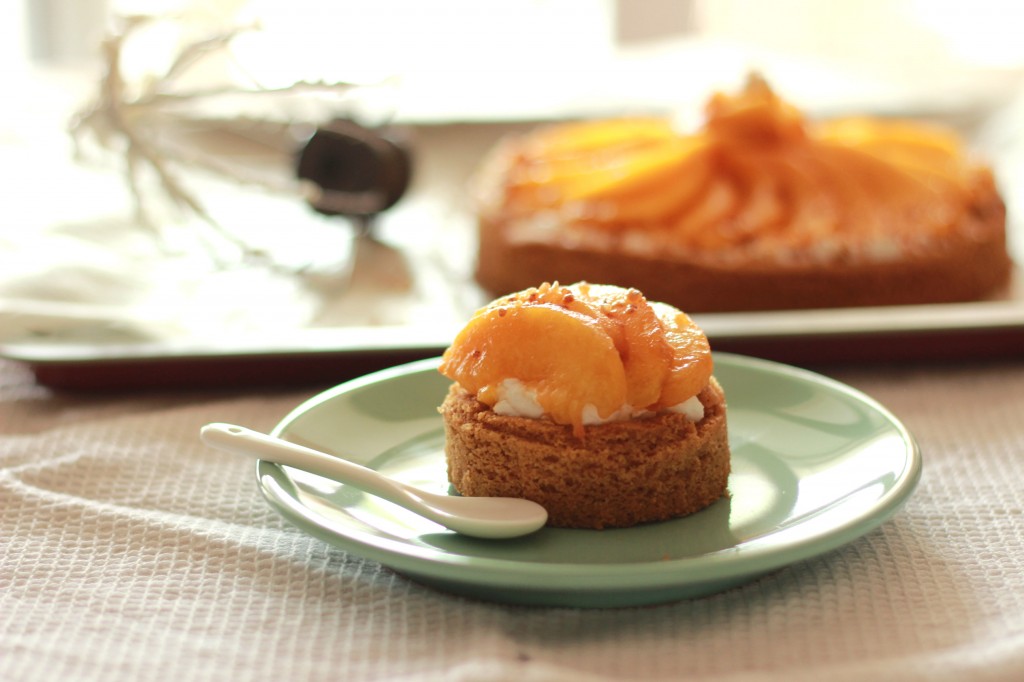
[1,355,1023,682]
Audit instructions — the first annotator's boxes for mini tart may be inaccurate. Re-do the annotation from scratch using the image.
[438,282,728,530]
[473,75,1013,312]
[441,377,729,529]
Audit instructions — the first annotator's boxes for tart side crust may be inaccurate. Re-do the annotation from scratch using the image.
[440,378,730,529]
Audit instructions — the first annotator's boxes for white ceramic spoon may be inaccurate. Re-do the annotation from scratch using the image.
[200,423,548,539]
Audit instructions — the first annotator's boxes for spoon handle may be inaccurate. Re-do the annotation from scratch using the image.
[200,423,409,505]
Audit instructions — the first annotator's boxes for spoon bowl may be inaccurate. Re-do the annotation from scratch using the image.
[200,423,548,539]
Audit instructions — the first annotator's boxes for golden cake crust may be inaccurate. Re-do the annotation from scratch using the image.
[440,377,730,529]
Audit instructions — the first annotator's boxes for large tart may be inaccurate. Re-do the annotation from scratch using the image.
[437,282,729,529]
[474,75,1012,312]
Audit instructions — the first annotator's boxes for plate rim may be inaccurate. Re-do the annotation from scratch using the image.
[257,352,922,593]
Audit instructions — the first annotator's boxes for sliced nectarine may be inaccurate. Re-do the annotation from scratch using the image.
[492,75,979,264]
[769,151,843,243]
[816,144,935,207]
[704,73,806,144]
[720,153,789,237]
[577,145,715,223]
[558,137,709,203]
[439,301,628,434]
[672,176,741,247]
[581,284,674,409]
[816,118,962,162]
[527,118,676,158]
[440,283,714,435]
[650,303,713,408]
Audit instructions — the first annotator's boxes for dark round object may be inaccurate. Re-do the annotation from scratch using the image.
[296,119,412,219]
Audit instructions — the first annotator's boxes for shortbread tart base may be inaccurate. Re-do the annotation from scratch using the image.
[440,377,730,529]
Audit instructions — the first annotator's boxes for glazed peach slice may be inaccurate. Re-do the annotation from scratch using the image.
[704,73,806,144]
[579,144,715,223]
[580,284,674,409]
[511,137,709,219]
[650,302,713,409]
[788,145,904,237]
[816,118,962,164]
[860,148,969,210]
[769,151,842,244]
[526,118,676,158]
[557,137,709,204]
[438,302,628,435]
[826,122,968,198]
[508,120,677,200]
[496,283,616,347]
[716,153,790,238]
[780,145,880,236]
[672,176,741,248]
[817,143,965,238]
[488,282,673,410]
[816,143,935,206]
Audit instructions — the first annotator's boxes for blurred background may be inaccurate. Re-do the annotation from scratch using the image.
[9,0,1024,119]
[1,0,1023,363]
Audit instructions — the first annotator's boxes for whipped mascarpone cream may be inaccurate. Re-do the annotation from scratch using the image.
[491,378,705,424]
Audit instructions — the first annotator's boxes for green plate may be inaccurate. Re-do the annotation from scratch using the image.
[257,353,921,608]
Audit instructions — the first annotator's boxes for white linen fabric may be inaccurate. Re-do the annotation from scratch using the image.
[1,357,1023,682]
